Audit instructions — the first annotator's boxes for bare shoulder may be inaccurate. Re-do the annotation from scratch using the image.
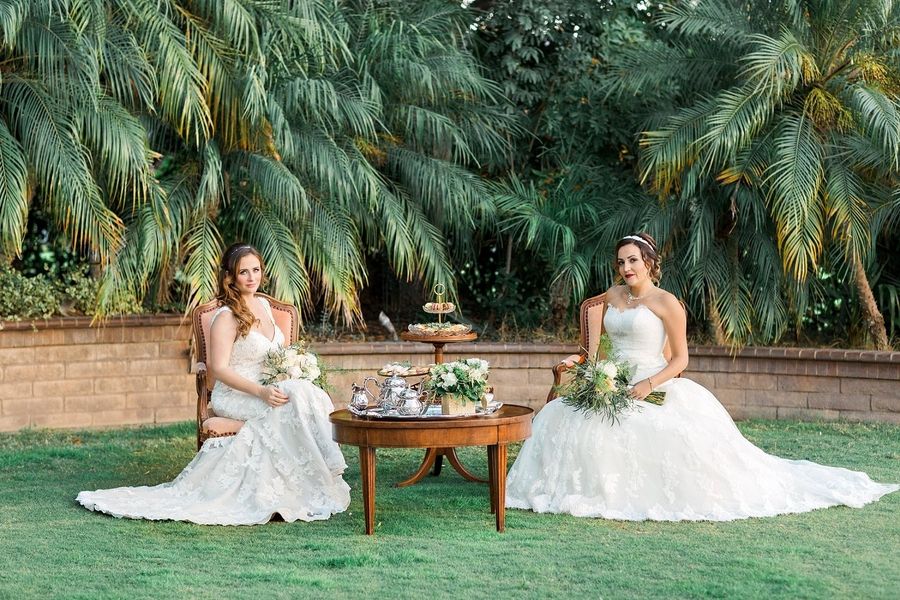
[647,289,683,315]
[605,285,626,302]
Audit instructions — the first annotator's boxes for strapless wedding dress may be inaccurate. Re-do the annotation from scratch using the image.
[77,300,350,525]
[506,304,898,521]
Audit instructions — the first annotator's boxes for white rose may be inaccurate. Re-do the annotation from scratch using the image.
[600,361,618,380]
[287,366,301,379]
[307,366,321,381]
[441,372,458,387]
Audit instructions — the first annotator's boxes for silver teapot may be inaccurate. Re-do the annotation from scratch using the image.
[362,374,409,412]
[396,386,428,416]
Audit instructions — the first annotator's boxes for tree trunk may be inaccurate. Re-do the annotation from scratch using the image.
[852,255,890,350]
[708,296,728,346]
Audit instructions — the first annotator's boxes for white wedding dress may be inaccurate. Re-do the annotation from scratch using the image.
[77,301,350,525]
[506,304,899,521]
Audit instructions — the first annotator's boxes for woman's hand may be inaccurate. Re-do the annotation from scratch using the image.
[630,379,653,401]
[258,385,290,407]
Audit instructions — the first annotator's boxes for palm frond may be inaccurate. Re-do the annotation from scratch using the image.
[0,118,30,257]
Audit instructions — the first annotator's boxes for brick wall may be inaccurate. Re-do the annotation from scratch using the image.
[1,317,898,431]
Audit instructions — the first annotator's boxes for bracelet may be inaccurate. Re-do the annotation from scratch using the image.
[646,377,654,391]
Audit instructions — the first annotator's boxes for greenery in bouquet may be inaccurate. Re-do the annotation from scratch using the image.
[260,341,326,389]
[558,334,665,423]
[423,358,490,404]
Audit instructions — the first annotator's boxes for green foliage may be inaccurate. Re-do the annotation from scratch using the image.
[601,0,900,347]
[0,267,60,320]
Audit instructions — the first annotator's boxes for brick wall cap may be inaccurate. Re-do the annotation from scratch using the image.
[0,314,186,331]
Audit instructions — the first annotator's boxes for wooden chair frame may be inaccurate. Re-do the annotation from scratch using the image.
[192,293,300,449]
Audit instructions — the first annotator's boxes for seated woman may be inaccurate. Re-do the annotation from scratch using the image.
[506,233,898,521]
[77,243,350,524]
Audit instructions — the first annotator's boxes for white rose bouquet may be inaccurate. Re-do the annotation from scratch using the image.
[558,334,665,424]
[260,341,325,388]
[423,358,490,404]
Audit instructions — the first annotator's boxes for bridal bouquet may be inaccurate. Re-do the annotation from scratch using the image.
[558,335,665,424]
[422,358,490,404]
[260,341,325,388]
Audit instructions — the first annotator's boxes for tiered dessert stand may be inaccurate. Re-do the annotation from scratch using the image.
[395,286,485,487]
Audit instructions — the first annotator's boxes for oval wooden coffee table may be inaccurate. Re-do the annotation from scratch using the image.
[330,404,533,535]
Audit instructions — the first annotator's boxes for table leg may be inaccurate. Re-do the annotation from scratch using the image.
[432,453,443,476]
[487,445,497,514]
[491,443,507,532]
[359,446,376,535]
[394,447,438,488]
[444,448,487,483]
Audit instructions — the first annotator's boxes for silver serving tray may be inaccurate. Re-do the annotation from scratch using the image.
[350,401,503,420]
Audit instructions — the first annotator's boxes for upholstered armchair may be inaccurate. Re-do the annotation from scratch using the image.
[191,293,300,450]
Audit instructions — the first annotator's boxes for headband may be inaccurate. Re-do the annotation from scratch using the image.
[620,235,654,250]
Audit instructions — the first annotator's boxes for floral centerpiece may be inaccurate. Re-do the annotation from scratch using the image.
[260,341,326,388]
[557,335,665,424]
[423,358,490,415]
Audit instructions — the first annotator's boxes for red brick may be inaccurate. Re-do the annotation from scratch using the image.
[0,414,30,431]
[5,363,65,380]
[838,410,900,425]
[840,378,899,396]
[716,373,777,390]
[776,407,840,421]
[777,375,837,392]
[94,375,156,394]
[41,345,97,362]
[33,379,93,397]
[125,391,187,409]
[724,405,777,420]
[807,393,870,411]
[65,394,125,412]
[92,408,155,427]
[158,341,190,358]
[65,360,129,379]
[127,358,188,376]
[713,388,746,407]
[748,391,807,408]
[95,344,160,360]
[156,374,194,392]
[871,396,900,412]
[154,406,193,423]
[0,381,33,399]
[32,411,93,429]
[0,347,35,365]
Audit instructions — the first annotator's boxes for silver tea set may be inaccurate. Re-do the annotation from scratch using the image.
[350,374,431,416]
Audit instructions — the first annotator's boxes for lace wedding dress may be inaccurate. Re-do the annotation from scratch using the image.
[77,300,350,525]
[506,304,898,521]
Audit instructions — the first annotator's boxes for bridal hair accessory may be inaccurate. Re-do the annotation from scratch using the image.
[621,235,653,249]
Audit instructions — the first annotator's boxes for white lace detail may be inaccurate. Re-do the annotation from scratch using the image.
[506,306,899,521]
[76,299,349,525]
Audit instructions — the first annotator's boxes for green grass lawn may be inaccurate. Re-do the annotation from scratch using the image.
[0,420,898,599]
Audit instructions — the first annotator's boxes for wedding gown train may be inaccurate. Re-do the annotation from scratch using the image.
[77,300,350,525]
[505,304,899,521]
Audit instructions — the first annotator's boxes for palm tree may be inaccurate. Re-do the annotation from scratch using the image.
[609,0,900,348]
[1,1,512,323]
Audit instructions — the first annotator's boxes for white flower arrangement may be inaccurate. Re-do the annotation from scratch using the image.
[423,358,490,404]
[260,341,324,387]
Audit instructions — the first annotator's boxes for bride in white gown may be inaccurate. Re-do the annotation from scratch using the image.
[77,244,350,525]
[506,233,898,521]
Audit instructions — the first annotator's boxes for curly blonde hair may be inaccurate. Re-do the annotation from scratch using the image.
[614,233,661,283]
[216,243,267,337]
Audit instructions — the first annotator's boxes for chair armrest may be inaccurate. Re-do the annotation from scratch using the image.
[196,365,211,424]
[546,354,585,403]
